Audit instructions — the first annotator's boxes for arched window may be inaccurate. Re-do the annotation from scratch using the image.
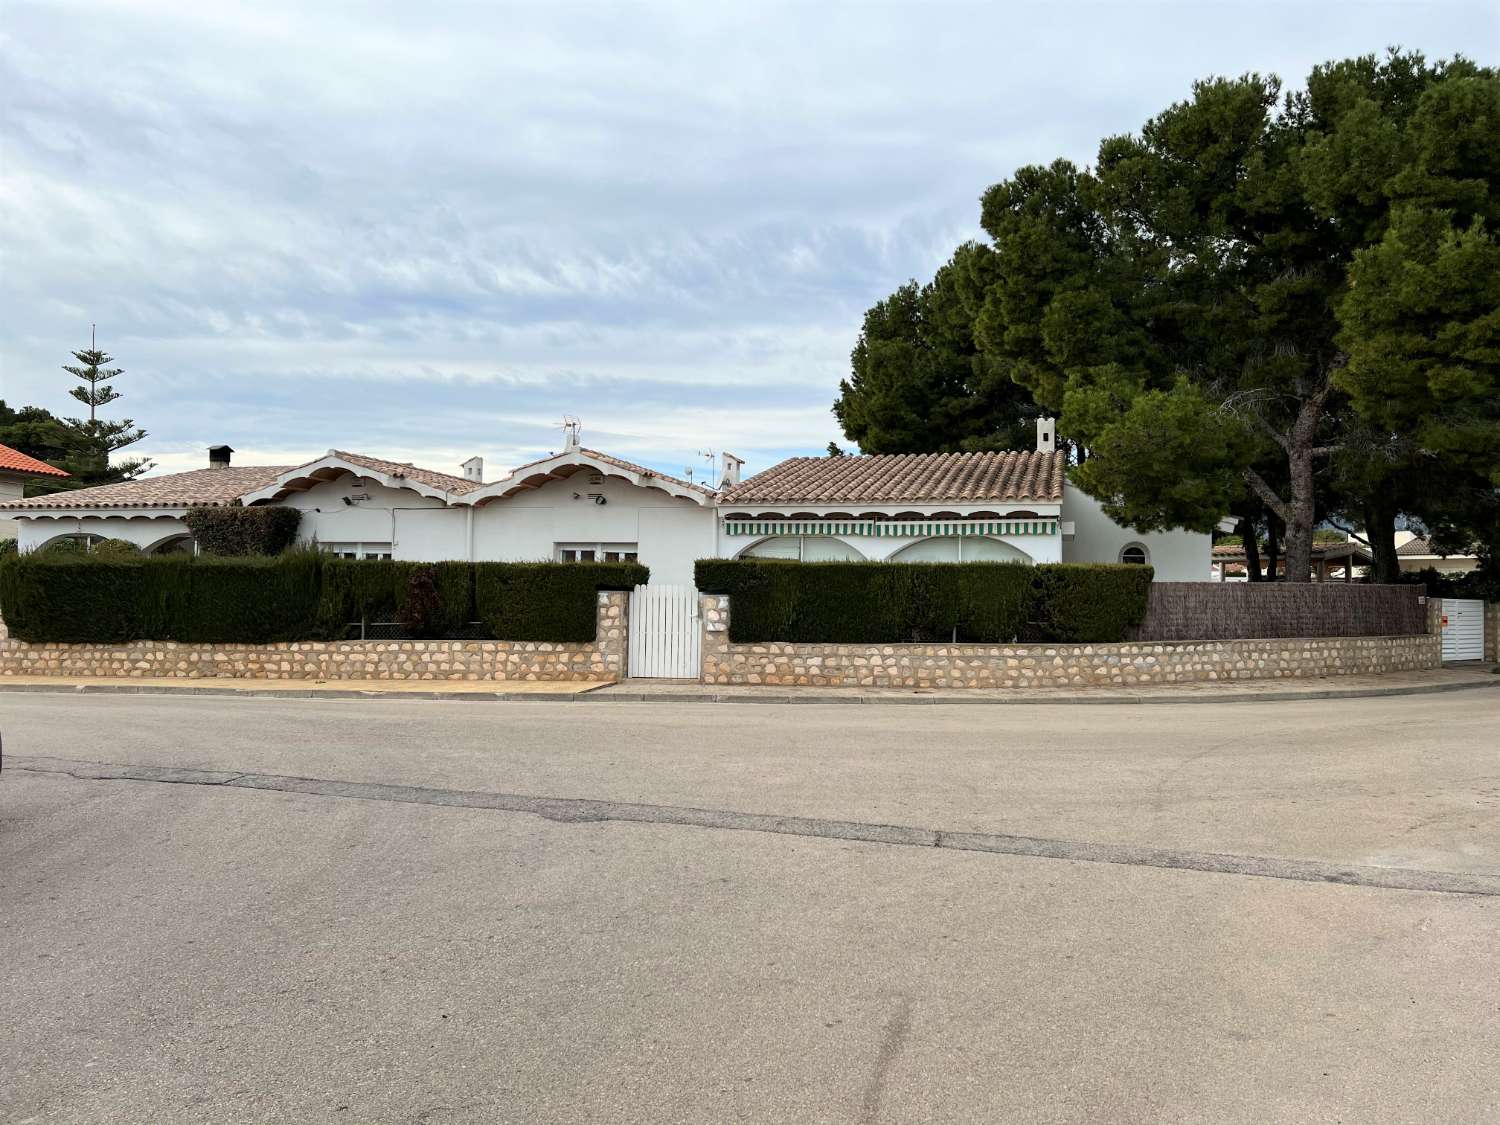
[1120,543,1150,565]
[741,536,865,562]
[889,537,1033,564]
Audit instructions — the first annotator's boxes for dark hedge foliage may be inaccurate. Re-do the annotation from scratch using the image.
[475,561,648,642]
[1024,564,1154,643]
[0,555,646,643]
[694,559,1155,644]
[314,558,475,638]
[0,553,322,644]
[183,506,302,556]
[694,558,1038,644]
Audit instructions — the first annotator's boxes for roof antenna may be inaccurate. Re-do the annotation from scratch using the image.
[697,448,717,489]
[560,415,581,453]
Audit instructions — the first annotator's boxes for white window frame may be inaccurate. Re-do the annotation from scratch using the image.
[1119,543,1150,566]
[556,541,639,563]
[323,542,393,561]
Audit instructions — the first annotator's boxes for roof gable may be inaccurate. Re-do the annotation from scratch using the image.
[462,447,714,506]
[239,450,483,505]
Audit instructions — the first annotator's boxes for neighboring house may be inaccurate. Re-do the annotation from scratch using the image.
[1210,540,1373,582]
[0,443,70,542]
[1394,532,1480,575]
[0,420,1210,582]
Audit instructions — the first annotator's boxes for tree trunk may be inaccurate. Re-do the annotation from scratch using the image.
[1265,518,1280,581]
[1240,381,1333,584]
[1238,515,1262,581]
[1360,500,1401,583]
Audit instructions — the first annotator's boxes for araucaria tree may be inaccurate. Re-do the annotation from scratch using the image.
[60,335,152,486]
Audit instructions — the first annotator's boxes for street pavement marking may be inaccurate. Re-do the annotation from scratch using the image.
[13,754,1500,898]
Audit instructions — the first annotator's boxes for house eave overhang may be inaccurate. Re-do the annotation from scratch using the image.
[0,505,195,520]
[459,450,714,508]
[239,452,461,506]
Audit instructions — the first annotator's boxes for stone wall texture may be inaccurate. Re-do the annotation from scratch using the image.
[0,592,628,682]
[700,595,1442,689]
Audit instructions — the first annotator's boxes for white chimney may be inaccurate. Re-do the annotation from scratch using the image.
[562,416,581,453]
[721,452,744,488]
[1036,417,1056,454]
[461,456,483,483]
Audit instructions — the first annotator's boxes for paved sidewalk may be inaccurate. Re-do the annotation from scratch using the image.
[0,665,1493,704]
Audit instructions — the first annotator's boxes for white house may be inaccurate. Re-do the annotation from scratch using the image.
[0,420,1211,583]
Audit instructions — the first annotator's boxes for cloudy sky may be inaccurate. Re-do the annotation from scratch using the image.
[1,1,1491,483]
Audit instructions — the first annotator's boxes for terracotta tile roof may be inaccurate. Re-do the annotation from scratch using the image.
[1394,535,1480,558]
[327,450,482,495]
[0,443,69,478]
[0,465,293,510]
[721,450,1067,505]
[1212,542,1373,561]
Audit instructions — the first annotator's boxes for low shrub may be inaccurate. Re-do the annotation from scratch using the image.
[184,506,302,556]
[475,561,648,642]
[694,558,1155,644]
[91,538,144,560]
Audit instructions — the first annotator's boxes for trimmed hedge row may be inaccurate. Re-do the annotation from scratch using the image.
[0,554,647,644]
[183,506,302,556]
[694,559,1154,644]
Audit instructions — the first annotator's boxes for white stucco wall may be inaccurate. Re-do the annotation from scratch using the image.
[0,474,25,541]
[468,474,715,586]
[272,477,453,551]
[1060,484,1211,581]
[14,513,192,553]
[720,530,1063,564]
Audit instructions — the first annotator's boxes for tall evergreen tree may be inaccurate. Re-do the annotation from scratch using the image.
[57,332,152,487]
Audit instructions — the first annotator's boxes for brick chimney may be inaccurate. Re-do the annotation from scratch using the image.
[461,456,484,483]
[1035,418,1056,454]
[208,444,233,469]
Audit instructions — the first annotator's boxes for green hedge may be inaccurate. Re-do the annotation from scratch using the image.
[694,559,1154,644]
[1024,564,1154,643]
[475,561,648,642]
[0,554,322,644]
[0,555,648,644]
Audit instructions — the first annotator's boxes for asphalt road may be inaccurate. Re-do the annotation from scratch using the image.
[3,692,1498,1124]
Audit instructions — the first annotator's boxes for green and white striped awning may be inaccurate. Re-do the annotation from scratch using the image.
[722,518,1059,538]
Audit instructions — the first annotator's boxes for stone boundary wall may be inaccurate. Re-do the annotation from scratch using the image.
[0,592,628,682]
[700,595,1441,689]
[1133,582,1427,641]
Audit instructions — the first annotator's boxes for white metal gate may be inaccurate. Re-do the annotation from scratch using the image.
[628,584,701,678]
[1439,598,1484,661]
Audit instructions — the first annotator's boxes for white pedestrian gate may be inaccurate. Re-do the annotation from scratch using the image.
[1439,598,1484,661]
[628,584,702,678]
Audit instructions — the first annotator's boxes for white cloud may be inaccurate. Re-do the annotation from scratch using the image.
[2,0,1492,478]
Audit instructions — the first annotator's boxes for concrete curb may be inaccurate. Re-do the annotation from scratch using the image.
[0,675,1495,706]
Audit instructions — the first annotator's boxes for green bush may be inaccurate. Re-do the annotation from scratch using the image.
[183,506,302,556]
[476,561,648,642]
[694,559,1154,644]
[0,554,645,644]
[1025,563,1154,643]
[694,558,1038,644]
[91,538,144,560]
